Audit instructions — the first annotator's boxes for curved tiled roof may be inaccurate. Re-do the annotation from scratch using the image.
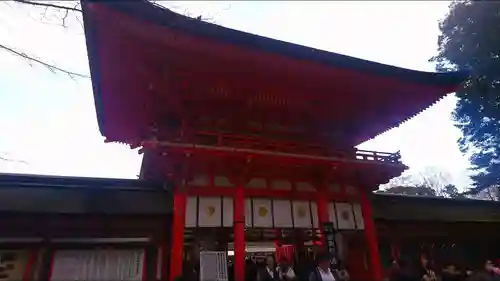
[83,0,467,86]
[81,0,469,145]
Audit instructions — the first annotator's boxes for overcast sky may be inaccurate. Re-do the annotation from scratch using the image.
[0,1,471,188]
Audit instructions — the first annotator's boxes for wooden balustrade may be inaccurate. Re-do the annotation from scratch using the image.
[355,150,402,164]
[142,131,403,165]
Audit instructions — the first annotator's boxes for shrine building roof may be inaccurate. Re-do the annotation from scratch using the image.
[0,173,497,222]
[81,0,469,145]
[0,173,173,214]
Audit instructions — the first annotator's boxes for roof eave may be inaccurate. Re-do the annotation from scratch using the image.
[82,0,469,89]
[82,0,107,137]
[82,0,469,145]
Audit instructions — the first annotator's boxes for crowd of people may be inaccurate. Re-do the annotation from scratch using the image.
[242,253,500,281]
[387,256,500,281]
[179,251,500,281]
[241,253,350,281]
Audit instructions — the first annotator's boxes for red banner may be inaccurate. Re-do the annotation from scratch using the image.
[275,245,294,263]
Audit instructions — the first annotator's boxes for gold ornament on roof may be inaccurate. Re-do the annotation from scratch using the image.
[341,210,350,220]
[205,206,216,217]
[258,206,268,217]
[297,206,307,218]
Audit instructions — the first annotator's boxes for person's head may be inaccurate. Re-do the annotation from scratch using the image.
[421,256,429,267]
[316,252,331,271]
[266,254,275,267]
[390,259,399,269]
[443,263,457,272]
[485,260,494,272]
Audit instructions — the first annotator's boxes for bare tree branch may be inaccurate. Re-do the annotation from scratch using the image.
[0,153,27,164]
[151,1,217,23]
[13,0,81,13]
[3,1,221,78]
[1,0,87,78]
[0,43,89,78]
[382,166,453,197]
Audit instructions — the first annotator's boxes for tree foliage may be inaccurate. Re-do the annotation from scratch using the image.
[377,183,465,198]
[377,185,437,196]
[442,184,464,198]
[378,167,465,198]
[382,167,451,194]
[431,1,500,196]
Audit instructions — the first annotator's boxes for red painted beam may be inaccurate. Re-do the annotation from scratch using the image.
[185,185,356,202]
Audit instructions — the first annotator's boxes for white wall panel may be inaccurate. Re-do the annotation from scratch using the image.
[246,178,266,189]
[252,199,273,227]
[222,197,234,227]
[327,202,338,229]
[51,250,144,281]
[273,200,293,227]
[352,203,364,230]
[311,202,319,228]
[270,180,292,190]
[214,176,233,187]
[295,182,316,191]
[245,199,253,227]
[198,197,223,227]
[335,202,356,230]
[292,201,313,228]
[185,196,198,227]
[188,174,209,186]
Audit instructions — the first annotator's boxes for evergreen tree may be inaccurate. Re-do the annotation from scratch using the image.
[432,0,500,195]
[376,185,437,196]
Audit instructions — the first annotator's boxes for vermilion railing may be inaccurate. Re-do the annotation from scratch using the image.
[141,130,403,165]
[355,149,402,164]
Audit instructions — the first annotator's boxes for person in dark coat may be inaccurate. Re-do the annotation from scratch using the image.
[389,259,418,281]
[442,262,466,281]
[258,254,279,281]
[331,259,349,281]
[484,260,500,281]
[463,260,500,281]
[308,253,339,281]
[296,250,315,281]
[415,256,437,281]
[245,257,258,281]
[276,257,296,281]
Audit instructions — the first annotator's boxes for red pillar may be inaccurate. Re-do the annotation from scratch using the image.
[23,249,38,281]
[233,183,245,281]
[170,189,187,281]
[142,247,148,281]
[360,189,383,281]
[274,234,281,260]
[316,187,329,250]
